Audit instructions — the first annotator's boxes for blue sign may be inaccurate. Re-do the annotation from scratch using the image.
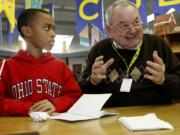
[76,0,104,35]
[0,14,2,45]
[154,0,180,17]
[129,0,148,26]
[7,8,24,44]
[42,3,54,15]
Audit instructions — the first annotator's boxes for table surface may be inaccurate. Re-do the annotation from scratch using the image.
[0,103,180,135]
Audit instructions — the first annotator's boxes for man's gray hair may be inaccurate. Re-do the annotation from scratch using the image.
[105,0,139,25]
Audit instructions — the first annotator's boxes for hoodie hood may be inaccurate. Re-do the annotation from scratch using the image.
[11,50,55,64]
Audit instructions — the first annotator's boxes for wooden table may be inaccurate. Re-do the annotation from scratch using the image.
[0,103,180,135]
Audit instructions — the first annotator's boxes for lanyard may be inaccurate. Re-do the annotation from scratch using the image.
[112,42,142,77]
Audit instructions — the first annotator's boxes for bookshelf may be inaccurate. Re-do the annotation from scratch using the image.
[162,31,180,54]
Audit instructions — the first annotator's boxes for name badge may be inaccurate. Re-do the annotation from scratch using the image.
[120,79,133,92]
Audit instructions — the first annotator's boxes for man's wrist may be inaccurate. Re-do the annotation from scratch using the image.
[90,76,99,85]
[160,75,165,85]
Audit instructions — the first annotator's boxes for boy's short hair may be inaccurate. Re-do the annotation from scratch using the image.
[17,8,51,37]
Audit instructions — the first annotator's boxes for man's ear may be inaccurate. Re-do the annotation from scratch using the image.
[21,26,32,37]
[105,23,112,37]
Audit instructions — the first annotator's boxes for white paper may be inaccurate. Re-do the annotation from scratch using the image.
[120,79,132,92]
[119,113,173,131]
[49,94,117,121]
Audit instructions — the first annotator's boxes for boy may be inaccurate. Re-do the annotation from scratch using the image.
[0,9,81,116]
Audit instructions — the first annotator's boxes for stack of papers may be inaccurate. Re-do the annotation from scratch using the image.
[50,94,117,121]
[119,113,173,131]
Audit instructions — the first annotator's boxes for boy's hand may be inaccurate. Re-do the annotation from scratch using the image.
[30,99,55,114]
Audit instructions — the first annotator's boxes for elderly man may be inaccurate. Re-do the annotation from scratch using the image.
[78,0,180,107]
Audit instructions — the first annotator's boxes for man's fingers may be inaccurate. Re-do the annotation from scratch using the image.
[92,61,104,70]
[145,66,158,76]
[92,58,114,74]
[92,56,104,71]
[144,51,165,85]
[91,57,114,85]
[95,55,104,62]
[144,74,154,81]
[103,58,114,71]
[146,61,161,71]
[153,50,164,66]
[95,74,106,79]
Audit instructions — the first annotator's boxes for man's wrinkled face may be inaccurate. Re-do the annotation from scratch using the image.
[107,5,144,49]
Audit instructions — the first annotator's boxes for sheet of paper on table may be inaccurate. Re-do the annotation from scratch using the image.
[50,94,117,121]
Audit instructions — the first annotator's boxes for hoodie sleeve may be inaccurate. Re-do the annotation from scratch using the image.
[0,62,33,116]
[49,64,82,112]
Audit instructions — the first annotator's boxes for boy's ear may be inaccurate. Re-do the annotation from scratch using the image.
[21,26,32,37]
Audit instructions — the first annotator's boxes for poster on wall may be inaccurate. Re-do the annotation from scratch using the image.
[79,25,90,47]
[90,24,100,46]
[129,0,148,26]
[0,14,2,45]
[154,0,180,17]
[25,0,43,9]
[76,0,104,35]
[7,8,24,44]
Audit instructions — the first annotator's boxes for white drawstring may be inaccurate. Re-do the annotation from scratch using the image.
[0,59,6,79]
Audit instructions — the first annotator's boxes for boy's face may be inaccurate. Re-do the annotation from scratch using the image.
[27,12,56,51]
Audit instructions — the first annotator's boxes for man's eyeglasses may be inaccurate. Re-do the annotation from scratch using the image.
[110,19,142,32]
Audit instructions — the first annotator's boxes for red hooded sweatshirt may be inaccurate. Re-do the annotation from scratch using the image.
[0,50,82,116]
